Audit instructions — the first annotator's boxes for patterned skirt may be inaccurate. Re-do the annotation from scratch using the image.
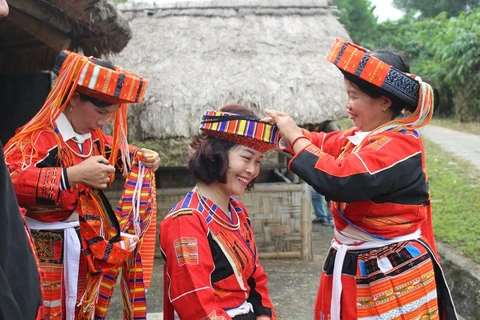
[31,228,88,320]
[314,239,457,320]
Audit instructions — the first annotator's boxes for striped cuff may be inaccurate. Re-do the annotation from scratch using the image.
[60,168,70,191]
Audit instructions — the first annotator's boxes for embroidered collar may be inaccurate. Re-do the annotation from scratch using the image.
[55,113,91,143]
[346,131,370,146]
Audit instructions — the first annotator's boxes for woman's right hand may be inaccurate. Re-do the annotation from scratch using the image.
[262,109,304,145]
[66,156,116,189]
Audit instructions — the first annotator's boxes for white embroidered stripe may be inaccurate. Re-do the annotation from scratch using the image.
[87,65,100,90]
[170,286,211,302]
[353,151,422,175]
[60,169,68,190]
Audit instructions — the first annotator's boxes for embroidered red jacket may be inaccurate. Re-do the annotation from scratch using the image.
[160,191,276,320]
[287,127,437,254]
[5,124,138,222]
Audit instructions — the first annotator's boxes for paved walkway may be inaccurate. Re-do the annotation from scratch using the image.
[420,125,480,170]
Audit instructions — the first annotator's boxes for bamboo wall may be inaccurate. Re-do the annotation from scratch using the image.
[107,182,313,261]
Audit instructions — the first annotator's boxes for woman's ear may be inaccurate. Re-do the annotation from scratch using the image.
[66,92,81,110]
[381,96,392,111]
[69,92,80,104]
[65,92,80,113]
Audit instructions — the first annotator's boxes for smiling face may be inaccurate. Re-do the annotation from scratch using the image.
[217,145,263,197]
[65,93,119,134]
[344,79,393,132]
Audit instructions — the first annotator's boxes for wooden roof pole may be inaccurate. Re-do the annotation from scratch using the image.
[7,6,71,52]
[8,0,73,33]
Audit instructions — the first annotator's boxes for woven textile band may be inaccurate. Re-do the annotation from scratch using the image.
[327,38,420,108]
[200,111,279,152]
[53,50,147,105]
[77,156,156,319]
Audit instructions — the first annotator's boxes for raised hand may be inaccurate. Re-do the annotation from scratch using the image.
[66,155,116,189]
[138,149,161,172]
[263,109,303,145]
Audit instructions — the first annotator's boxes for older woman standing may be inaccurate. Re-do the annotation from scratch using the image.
[4,50,160,320]
[264,39,457,320]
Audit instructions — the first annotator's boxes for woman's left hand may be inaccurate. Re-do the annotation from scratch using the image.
[138,149,161,172]
[262,109,303,145]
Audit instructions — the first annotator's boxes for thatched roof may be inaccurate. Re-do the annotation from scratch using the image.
[0,0,131,73]
[115,0,350,140]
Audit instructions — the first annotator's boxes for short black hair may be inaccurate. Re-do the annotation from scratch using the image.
[187,104,259,190]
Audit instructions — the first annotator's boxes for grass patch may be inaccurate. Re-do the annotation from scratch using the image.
[430,117,480,135]
[424,138,480,262]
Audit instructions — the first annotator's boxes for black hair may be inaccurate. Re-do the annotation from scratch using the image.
[187,104,259,190]
[77,93,113,108]
[372,49,410,73]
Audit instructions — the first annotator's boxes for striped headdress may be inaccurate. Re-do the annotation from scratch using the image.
[327,38,435,136]
[200,111,280,153]
[53,50,147,105]
[4,50,147,177]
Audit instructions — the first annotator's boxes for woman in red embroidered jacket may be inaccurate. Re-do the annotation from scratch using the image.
[4,51,160,320]
[160,105,277,320]
[263,39,458,320]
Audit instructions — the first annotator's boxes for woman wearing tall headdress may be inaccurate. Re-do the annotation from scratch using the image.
[4,50,160,320]
[160,104,277,320]
[263,39,458,319]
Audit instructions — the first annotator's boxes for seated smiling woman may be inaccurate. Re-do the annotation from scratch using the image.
[160,104,278,320]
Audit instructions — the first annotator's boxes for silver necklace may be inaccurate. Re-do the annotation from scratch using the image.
[195,185,240,231]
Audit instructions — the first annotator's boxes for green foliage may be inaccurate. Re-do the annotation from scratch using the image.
[392,0,479,18]
[423,10,480,121]
[131,138,191,167]
[373,9,480,121]
[337,3,479,121]
[424,139,480,263]
[332,0,378,47]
